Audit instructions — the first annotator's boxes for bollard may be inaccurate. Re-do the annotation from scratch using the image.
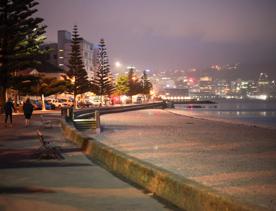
[95,110,101,134]
[66,107,71,121]
[68,107,74,122]
[61,107,68,118]
[61,108,64,117]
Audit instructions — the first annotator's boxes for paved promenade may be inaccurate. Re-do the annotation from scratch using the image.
[97,109,276,210]
[0,113,174,211]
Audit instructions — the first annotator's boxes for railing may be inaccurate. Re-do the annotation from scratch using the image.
[74,102,165,119]
[61,102,166,132]
[61,107,100,133]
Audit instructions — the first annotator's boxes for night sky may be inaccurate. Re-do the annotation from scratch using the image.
[37,0,276,73]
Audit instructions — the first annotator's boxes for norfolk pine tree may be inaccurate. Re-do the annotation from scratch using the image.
[0,0,46,109]
[127,67,140,99]
[68,25,91,108]
[141,70,152,95]
[93,38,114,104]
[11,75,70,98]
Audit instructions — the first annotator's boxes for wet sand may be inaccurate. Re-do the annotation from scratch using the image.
[97,109,276,210]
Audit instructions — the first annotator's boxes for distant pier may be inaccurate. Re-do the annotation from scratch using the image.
[163,99,216,108]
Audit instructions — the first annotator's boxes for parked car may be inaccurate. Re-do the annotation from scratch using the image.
[44,100,55,110]
[30,100,55,110]
[137,96,142,104]
[30,100,42,110]
[77,100,93,108]
[91,99,102,106]
[46,99,61,108]
[46,99,72,108]
[59,98,73,107]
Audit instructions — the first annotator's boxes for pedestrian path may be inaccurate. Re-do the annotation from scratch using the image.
[0,114,174,211]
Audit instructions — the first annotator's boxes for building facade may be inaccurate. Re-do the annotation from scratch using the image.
[57,30,96,79]
[42,43,58,67]
[44,30,97,80]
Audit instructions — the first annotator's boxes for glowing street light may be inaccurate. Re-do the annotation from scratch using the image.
[115,61,121,68]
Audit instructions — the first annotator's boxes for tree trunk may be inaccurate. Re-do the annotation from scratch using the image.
[74,97,77,109]
[73,89,77,109]
[100,95,103,106]
[0,87,7,113]
[73,77,78,109]
[41,94,46,111]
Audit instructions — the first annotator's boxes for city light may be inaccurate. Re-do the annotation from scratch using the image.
[247,94,268,100]
[127,66,135,70]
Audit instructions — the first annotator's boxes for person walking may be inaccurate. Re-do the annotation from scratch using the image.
[4,97,16,127]
[23,98,34,127]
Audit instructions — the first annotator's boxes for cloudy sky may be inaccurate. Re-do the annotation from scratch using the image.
[37,0,276,72]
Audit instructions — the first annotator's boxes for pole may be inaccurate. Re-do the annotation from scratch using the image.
[95,110,100,134]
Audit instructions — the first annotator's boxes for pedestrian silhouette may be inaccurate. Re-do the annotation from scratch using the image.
[4,97,16,127]
[23,98,34,127]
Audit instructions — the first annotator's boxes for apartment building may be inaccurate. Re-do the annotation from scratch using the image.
[44,30,97,79]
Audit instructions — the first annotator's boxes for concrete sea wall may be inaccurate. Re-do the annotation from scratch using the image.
[61,120,269,211]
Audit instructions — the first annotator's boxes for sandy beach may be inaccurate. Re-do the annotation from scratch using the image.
[97,109,276,210]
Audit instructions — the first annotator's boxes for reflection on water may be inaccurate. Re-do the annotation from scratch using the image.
[175,99,276,128]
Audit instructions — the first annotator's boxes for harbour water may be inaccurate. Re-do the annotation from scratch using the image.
[174,99,276,129]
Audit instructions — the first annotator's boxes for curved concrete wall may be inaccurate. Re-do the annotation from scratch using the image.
[61,120,268,211]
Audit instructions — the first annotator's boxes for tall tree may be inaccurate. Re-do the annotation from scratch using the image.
[0,0,46,109]
[11,74,72,110]
[67,25,91,108]
[115,74,129,96]
[12,75,71,97]
[92,38,114,102]
[127,67,140,97]
[141,70,152,95]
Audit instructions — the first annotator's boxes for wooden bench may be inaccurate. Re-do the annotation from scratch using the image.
[35,129,63,160]
[40,115,53,128]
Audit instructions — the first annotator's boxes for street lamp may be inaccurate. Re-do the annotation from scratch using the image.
[115,61,121,68]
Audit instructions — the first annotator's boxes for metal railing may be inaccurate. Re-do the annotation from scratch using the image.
[61,107,100,133]
[61,102,166,132]
[74,102,165,119]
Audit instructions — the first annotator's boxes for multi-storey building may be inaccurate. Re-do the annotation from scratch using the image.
[199,76,213,94]
[214,79,230,97]
[57,30,71,71]
[43,30,97,80]
[42,43,58,67]
[57,30,96,79]
[257,73,270,94]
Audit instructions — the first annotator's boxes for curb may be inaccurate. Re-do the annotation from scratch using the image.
[61,120,270,211]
